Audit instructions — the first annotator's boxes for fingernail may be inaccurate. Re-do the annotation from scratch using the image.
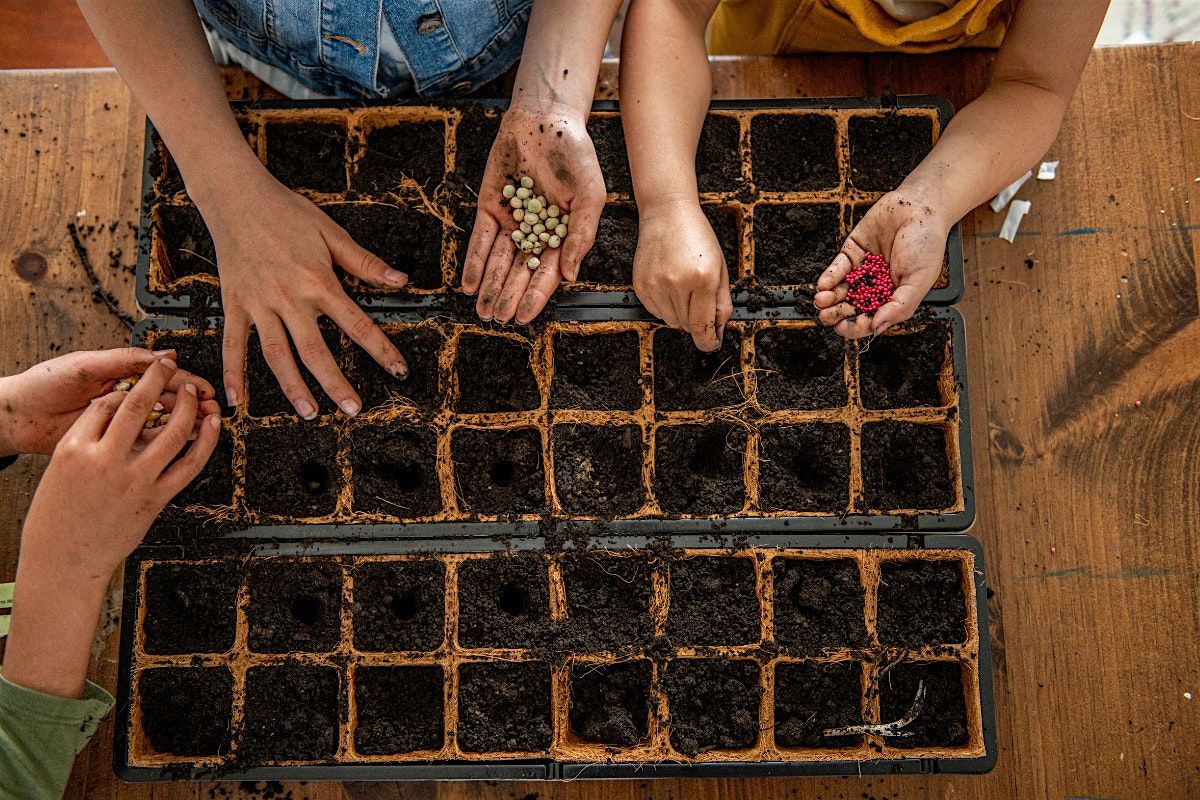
[208,414,221,429]
[152,349,175,356]
[384,268,408,286]
[390,362,409,380]
[159,358,177,370]
[225,386,239,407]
[295,399,317,420]
[339,399,361,417]
[873,321,892,335]
[184,382,197,396]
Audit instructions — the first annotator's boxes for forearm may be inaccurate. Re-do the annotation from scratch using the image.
[0,377,17,458]
[511,0,624,117]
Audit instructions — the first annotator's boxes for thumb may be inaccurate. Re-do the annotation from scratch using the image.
[324,225,408,289]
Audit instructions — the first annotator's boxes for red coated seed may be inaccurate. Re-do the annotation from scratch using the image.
[846,252,895,314]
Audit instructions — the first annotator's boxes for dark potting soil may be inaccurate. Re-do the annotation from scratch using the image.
[553,424,646,517]
[139,667,233,756]
[352,559,446,652]
[701,204,742,282]
[561,553,654,649]
[247,559,343,653]
[878,661,968,748]
[456,661,553,753]
[587,115,632,195]
[772,558,868,653]
[157,205,216,280]
[264,122,349,194]
[455,333,539,413]
[579,205,637,286]
[169,427,234,509]
[860,422,953,511]
[754,326,847,410]
[246,324,343,418]
[653,423,747,515]
[751,113,839,192]
[349,423,441,517]
[348,325,444,413]
[848,114,934,193]
[457,555,551,648]
[322,202,444,291]
[451,204,476,277]
[352,121,445,193]
[452,427,545,515]
[653,328,744,410]
[243,424,341,518]
[696,114,743,193]
[142,562,239,655]
[452,105,503,190]
[877,560,967,647]
[569,660,652,746]
[664,659,761,756]
[550,330,642,411]
[773,660,863,749]
[150,132,184,197]
[758,424,850,513]
[752,203,842,286]
[858,322,950,409]
[354,665,445,754]
[241,664,340,762]
[150,332,234,416]
[667,556,759,646]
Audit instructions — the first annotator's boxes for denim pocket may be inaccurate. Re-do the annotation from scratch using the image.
[193,0,267,41]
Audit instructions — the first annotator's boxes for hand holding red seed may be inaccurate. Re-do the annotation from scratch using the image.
[845,252,895,314]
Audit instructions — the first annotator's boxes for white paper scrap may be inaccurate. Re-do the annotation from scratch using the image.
[990,170,1033,213]
[1037,161,1059,180]
[999,199,1032,243]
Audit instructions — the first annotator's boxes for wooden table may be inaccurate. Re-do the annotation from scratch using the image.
[2,45,1198,799]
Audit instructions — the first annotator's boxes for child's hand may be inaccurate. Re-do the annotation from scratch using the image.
[814,191,950,339]
[633,201,733,352]
[0,348,220,457]
[461,101,607,324]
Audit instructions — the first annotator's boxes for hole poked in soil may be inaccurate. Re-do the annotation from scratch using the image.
[860,422,954,511]
[452,427,545,516]
[246,323,343,418]
[244,424,341,518]
[758,424,851,513]
[772,558,868,653]
[561,553,654,650]
[878,661,969,748]
[578,205,638,286]
[773,661,864,749]
[456,661,553,753]
[553,424,646,517]
[156,205,216,281]
[569,660,652,746]
[352,559,446,652]
[702,204,742,281]
[667,556,760,646]
[752,203,842,286]
[653,328,744,411]
[142,562,239,655]
[350,424,441,517]
[697,114,744,193]
[138,667,233,757]
[457,556,550,648]
[550,330,642,411]
[247,559,343,653]
[452,105,503,190]
[352,120,445,193]
[354,665,445,755]
[264,122,349,193]
[454,333,539,413]
[241,664,341,762]
[858,322,950,409]
[848,114,934,193]
[322,203,444,291]
[169,427,234,509]
[348,325,444,413]
[877,560,967,647]
[750,112,839,192]
[586,115,632,195]
[753,326,847,410]
[653,423,747,516]
[665,659,761,756]
[147,331,234,417]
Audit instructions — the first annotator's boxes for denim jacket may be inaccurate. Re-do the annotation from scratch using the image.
[195,0,532,98]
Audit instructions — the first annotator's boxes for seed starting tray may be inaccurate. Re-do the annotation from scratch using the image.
[135,96,964,313]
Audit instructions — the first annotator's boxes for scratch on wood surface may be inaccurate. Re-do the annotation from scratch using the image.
[1028,565,1172,580]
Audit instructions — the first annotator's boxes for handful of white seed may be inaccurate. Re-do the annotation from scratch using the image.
[502,175,569,268]
[114,375,172,429]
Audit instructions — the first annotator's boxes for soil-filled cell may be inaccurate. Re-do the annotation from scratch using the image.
[453,105,503,189]
[553,424,646,517]
[149,332,233,417]
[772,558,868,653]
[457,661,553,753]
[877,560,967,647]
[858,323,950,409]
[665,659,761,756]
[848,114,934,193]
[861,422,954,511]
[350,424,441,517]
[142,562,239,655]
[452,427,545,515]
[878,661,969,748]
[653,328,744,411]
[751,113,839,192]
[455,333,539,413]
[578,205,638,286]
[322,203,444,291]
[457,555,551,648]
[157,205,216,280]
[561,553,654,649]
[653,424,747,515]
[265,122,349,193]
[758,425,850,513]
[247,559,343,653]
[242,664,341,762]
[246,324,343,418]
[752,203,842,286]
[150,132,184,197]
[569,660,652,746]
[697,114,744,193]
[773,661,863,749]
[138,667,233,757]
[550,330,642,411]
[348,325,444,413]
[352,559,446,652]
[667,556,759,646]
[354,665,445,754]
[353,121,445,192]
[587,115,632,195]
[169,427,234,509]
[243,424,341,518]
[753,326,846,410]
[701,204,742,281]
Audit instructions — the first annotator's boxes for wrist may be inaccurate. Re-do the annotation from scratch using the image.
[507,92,589,125]
[895,170,962,229]
[636,191,703,222]
[183,146,273,209]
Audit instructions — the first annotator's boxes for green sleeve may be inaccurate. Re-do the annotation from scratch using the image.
[0,672,115,800]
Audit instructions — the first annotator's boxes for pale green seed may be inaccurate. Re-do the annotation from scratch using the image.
[545,216,558,230]
[520,222,532,234]
[509,197,522,209]
[512,230,525,242]
[502,184,516,199]
[538,209,548,220]
[512,209,524,221]
[520,176,534,189]
[548,235,561,248]
[539,231,551,242]
[528,256,541,268]
[524,212,539,226]
[555,224,567,237]
[516,187,531,199]
[526,198,543,214]
[561,213,569,224]
[546,205,559,218]
[533,223,545,235]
